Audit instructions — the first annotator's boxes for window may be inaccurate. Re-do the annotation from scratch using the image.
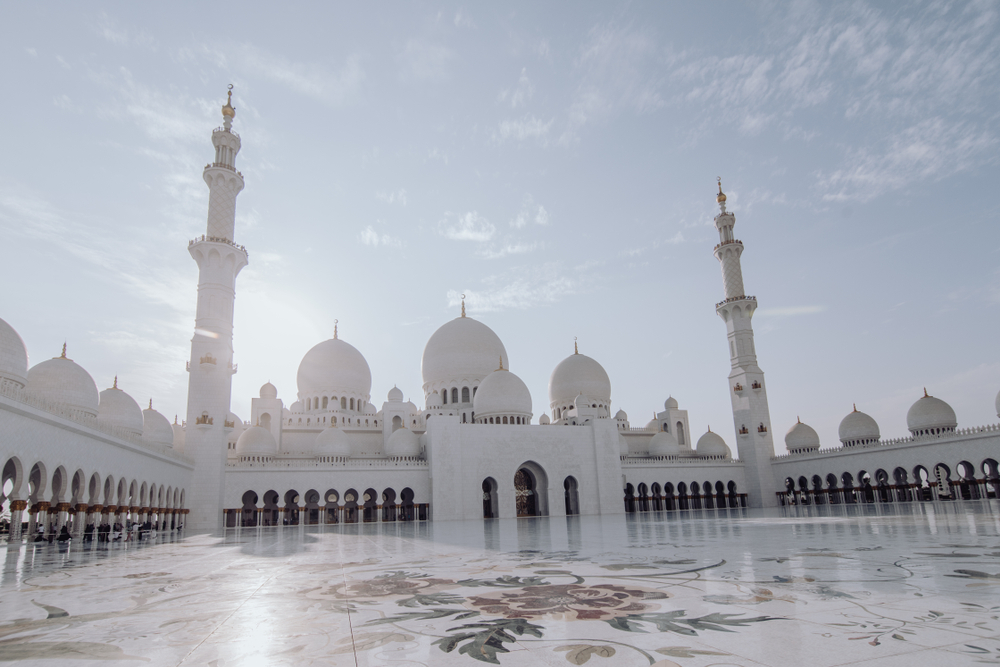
[350,398,355,411]
[442,391,448,405]
[322,397,328,409]
[451,388,459,403]
[462,387,470,402]
[503,416,508,424]
[341,397,347,409]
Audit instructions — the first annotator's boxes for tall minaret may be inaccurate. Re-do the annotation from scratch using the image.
[712,179,777,508]
[184,88,248,530]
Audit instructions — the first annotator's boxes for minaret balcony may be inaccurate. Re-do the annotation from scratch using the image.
[206,162,237,173]
[716,295,757,309]
[733,383,744,394]
[757,423,768,433]
[195,413,214,429]
[713,239,743,251]
[738,425,750,436]
[751,380,763,391]
[189,235,248,256]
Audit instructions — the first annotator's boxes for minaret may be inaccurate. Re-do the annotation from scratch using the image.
[712,179,777,508]
[184,88,248,530]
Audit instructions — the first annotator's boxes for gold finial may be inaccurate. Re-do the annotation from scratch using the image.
[461,294,466,318]
[222,84,236,118]
[707,425,712,432]
[60,343,67,359]
[797,416,801,423]
[923,387,928,397]
[113,375,118,389]
[716,177,726,204]
[853,403,857,412]
[174,414,178,425]
[334,319,338,340]
[498,356,505,371]
[149,399,153,410]
[574,336,578,355]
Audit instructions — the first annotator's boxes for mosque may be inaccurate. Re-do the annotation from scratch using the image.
[1,93,998,538]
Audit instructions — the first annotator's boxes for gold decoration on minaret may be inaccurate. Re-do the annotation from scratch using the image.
[716,177,727,204]
[461,294,466,318]
[60,343,67,359]
[113,375,118,389]
[574,336,579,355]
[222,85,236,118]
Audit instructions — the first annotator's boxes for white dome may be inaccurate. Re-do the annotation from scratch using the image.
[664,396,678,410]
[785,420,820,452]
[615,409,627,420]
[838,407,880,446]
[236,426,276,456]
[696,430,730,458]
[473,368,532,420]
[539,413,550,425]
[314,427,352,456]
[259,382,277,399]
[364,402,378,415]
[644,418,659,431]
[0,317,28,388]
[421,316,508,394]
[649,430,679,456]
[297,337,372,400]
[26,352,99,418]
[142,403,174,447]
[289,400,303,412]
[549,351,611,410]
[387,386,404,402]
[618,433,630,456]
[386,427,421,457]
[97,384,144,437]
[907,391,957,435]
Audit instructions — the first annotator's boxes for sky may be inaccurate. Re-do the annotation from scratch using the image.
[1,2,998,454]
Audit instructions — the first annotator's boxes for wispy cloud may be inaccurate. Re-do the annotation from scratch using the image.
[494,114,553,144]
[509,195,549,229]
[376,189,408,206]
[477,241,542,259]
[454,9,476,29]
[621,231,684,257]
[439,211,495,242]
[398,40,454,83]
[448,263,577,312]
[358,224,402,248]
[96,13,157,49]
[498,68,534,108]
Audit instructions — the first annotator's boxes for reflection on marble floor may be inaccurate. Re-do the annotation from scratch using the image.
[2,503,1000,666]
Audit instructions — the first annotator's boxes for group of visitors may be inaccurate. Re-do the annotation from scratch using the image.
[21,519,175,544]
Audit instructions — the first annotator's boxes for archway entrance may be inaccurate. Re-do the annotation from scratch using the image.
[482,478,498,519]
[515,469,535,517]
[563,476,579,515]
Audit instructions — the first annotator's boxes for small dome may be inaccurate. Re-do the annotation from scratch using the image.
[697,430,730,458]
[26,350,100,418]
[664,396,678,410]
[236,426,276,456]
[618,433,630,456]
[907,390,957,436]
[289,400,303,413]
[422,316,508,396]
[386,427,421,457]
[297,337,372,401]
[364,402,378,415]
[314,427,351,457]
[648,430,679,457]
[473,367,532,421]
[0,317,28,388]
[142,402,174,447]
[539,413,550,425]
[644,417,659,431]
[615,409,627,420]
[785,420,820,452]
[97,383,145,437]
[387,386,404,402]
[838,406,880,446]
[549,351,611,411]
[259,382,278,399]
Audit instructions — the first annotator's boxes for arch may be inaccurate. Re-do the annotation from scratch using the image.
[913,465,932,501]
[515,463,548,517]
[983,459,1000,499]
[810,475,824,505]
[322,396,328,409]
[637,482,649,512]
[563,476,579,515]
[676,422,685,445]
[623,483,636,513]
[462,387,470,403]
[690,481,701,509]
[451,388,459,404]
[102,474,115,505]
[381,488,397,522]
[49,466,68,504]
[341,397,347,409]
[715,480,727,508]
[677,482,688,510]
[663,482,675,511]
[874,469,890,502]
[343,488,359,523]
[399,487,416,521]
[933,463,952,499]
[727,481,739,506]
[240,490,258,527]
[482,478,498,519]
[703,480,715,509]
[2,457,24,500]
[283,489,300,525]
[650,482,662,511]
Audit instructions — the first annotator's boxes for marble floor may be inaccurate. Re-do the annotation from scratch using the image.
[1,503,1000,666]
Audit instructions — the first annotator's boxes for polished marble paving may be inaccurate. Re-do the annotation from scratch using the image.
[2,503,1000,666]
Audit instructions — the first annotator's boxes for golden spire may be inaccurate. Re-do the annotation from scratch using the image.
[60,343,67,359]
[852,403,857,412]
[707,425,712,433]
[797,416,801,423]
[574,336,578,354]
[149,399,153,410]
[113,375,118,389]
[716,177,727,204]
[174,415,178,425]
[222,84,236,118]
[498,356,505,371]
[923,387,929,397]
[461,294,466,318]
[334,319,338,340]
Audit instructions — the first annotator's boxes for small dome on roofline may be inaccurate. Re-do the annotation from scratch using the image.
[98,379,144,438]
[260,382,278,399]
[906,389,957,437]
[386,427,421,457]
[838,405,880,447]
[696,428,730,459]
[785,418,820,453]
[142,400,174,448]
[649,429,679,457]
[314,426,351,458]
[0,316,28,389]
[236,426,276,458]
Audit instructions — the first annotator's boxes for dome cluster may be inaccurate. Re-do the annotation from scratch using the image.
[296,336,372,413]
[548,349,611,421]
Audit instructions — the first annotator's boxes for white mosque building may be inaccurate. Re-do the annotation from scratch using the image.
[2,93,999,538]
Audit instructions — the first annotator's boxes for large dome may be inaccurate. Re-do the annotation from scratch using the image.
[696,429,730,459]
[473,368,532,421]
[26,351,99,418]
[421,316,508,393]
[314,427,352,457]
[236,426,276,456]
[386,427,421,457]
[906,391,957,436]
[0,317,28,388]
[142,402,174,447]
[97,383,144,437]
[296,337,372,400]
[785,419,820,452]
[838,406,880,446]
[549,351,611,410]
[649,430,679,457]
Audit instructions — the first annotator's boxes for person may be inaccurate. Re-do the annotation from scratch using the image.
[33,526,45,542]
[84,523,94,542]
[57,525,71,542]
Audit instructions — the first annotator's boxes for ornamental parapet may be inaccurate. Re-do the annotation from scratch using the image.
[713,239,743,251]
[188,235,248,255]
[770,423,1000,461]
[620,456,743,466]
[227,456,428,470]
[716,295,757,309]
